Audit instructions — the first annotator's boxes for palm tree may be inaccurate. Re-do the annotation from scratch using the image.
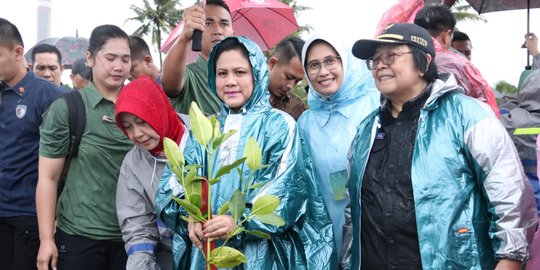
[450,0,487,23]
[279,0,313,36]
[128,0,183,68]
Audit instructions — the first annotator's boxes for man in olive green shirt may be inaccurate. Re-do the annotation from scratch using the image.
[161,0,234,115]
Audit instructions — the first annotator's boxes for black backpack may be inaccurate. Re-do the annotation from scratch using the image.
[58,90,86,194]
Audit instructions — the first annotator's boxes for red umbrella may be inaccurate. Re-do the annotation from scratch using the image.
[161,0,298,57]
[227,0,299,51]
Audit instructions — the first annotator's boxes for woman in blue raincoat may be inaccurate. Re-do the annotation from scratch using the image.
[156,36,334,269]
[297,34,380,257]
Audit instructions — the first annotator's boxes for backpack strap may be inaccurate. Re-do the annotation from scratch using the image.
[59,91,86,184]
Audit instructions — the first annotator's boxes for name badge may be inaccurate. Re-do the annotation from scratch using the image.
[376,132,385,140]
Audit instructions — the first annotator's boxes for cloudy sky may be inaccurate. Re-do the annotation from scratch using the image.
[2,0,540,87]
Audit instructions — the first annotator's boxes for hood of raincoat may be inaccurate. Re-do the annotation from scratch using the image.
[208,36,271,115]
[302,34,377,111]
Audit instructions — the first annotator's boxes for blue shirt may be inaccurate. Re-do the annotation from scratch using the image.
[0,70,60,217]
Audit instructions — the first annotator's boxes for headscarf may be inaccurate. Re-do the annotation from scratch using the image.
[115,76,184,155]
[301,33,378,124]
[207,36,271,115]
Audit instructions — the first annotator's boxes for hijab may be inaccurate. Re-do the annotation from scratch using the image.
[115,76,185,155]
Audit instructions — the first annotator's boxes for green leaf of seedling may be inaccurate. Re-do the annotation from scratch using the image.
[172,197,205,222]
[209,178,221,185]
[171,166,183,183]
[229,190,245,223]
[246,230,271,239]
[212,129,238,150]
[218,201,229,215]
[185,180,202,207]
[210,115,221,139]
[181,215,190,222]
[243,137,263,171]
[209,246,247,268]
[249,181,269,190]
[163,137,185,168]
[184,164,202,171]
[214,157,247,179]
[221,129,237,144]
[251,195,280,216]
[183,169,196,198]
[252,213,285,227]
[189,194,202,209]
[189,102,213,147]
[184,168,197,186]
[230,226,245,237]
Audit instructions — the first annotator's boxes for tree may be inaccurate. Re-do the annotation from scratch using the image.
[128,0,183,68]
[450,0,487,23]
[279,0,313,36]
[496,80,518,95]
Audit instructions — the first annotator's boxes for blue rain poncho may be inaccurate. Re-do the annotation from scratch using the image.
[297,34,380,256]
[156,36,335,269]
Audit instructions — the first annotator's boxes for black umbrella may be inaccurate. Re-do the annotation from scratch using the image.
[465,0,540,67]
[24,36,89,68]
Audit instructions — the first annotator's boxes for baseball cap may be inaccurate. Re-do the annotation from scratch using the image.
[71,58,91,80]
[352,23,435,60]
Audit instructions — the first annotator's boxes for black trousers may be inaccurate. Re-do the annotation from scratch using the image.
[55,229,127,270]
[0,216,40,270]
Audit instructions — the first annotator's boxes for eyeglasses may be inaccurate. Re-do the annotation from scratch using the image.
[366,51,412,70]
[305,56,341,75]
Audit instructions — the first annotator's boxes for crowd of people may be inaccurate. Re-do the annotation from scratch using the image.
[1,0,540,269]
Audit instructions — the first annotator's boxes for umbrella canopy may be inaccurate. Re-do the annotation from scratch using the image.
[25,36,89,68]
[465,0,540,67]
[161,0,298,57]
[227,0,299,51]
[466,0,540,13]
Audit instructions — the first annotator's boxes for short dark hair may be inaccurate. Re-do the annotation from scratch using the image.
[452,30,470,42]
[31,44,62,65]
[129,35,151,61]
[88,24,129,59]
[0,17,24,49]
[411,45,438,83]
[206,0,231,15]
[414,5,456,37]
[272,36,305,64]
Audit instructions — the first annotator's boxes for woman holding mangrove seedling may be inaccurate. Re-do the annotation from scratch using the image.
[156,36,334,269]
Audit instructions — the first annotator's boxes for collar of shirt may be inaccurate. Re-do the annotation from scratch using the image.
[86,82,113,109]
[382,84,432,123]
[1,70,35,99]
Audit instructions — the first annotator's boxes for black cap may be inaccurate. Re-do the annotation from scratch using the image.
[71,58,91,80]
[352,23,435,60]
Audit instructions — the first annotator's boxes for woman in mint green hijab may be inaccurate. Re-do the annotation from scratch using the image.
[298,34,380,257]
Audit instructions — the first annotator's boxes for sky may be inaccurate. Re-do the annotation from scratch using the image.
[2,0,540,88]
